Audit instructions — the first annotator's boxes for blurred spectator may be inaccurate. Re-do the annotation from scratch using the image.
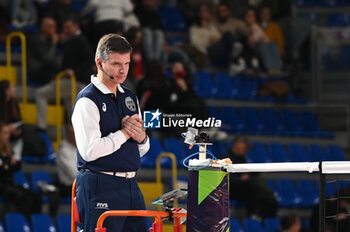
[134,0,165,61]
[169,62,207,117]
[125,27,144,81]
[243,8,283,73]
[137,61,172,111]
[190,3,240,67]
[0,81,23,161]
[35,16,94,130]
[189,3,220,56]
[310,187,350,232]
[177,0,213,25]
[27,17,59,85]
[259,0,292,21]
[81,0,138,46]
[56,123,77,198]
[259,6,284,56]
[226,137,278,219]
[44,0,79,32]
[3,0,38,28]
[214,1,249,39]
[280,215,302,232]
[0,122,42,216]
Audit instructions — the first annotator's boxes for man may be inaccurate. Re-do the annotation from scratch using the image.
[227,137,277,219]
[72,34,150,232]
[35,16,94,130]
[27,17,59,85]
[214,1,249,39]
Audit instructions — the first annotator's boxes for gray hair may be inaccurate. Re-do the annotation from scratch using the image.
[95,34,133,62]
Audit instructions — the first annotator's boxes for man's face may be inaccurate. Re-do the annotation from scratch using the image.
[41,18,56,36]
[62,20,79,38]
[100,52,131,85]
[245,10,256,25]
[217,5,230,21]
[260,8,271,22]
[233,141,248,156]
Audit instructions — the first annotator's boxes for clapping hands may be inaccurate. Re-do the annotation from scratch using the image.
[121,114,146,143]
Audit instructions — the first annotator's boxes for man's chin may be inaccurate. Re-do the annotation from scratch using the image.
[114,76,126,84]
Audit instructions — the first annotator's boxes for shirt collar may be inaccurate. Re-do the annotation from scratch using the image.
[91,75,125,95]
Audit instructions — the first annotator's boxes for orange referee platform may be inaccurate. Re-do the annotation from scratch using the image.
[71,179,187,232]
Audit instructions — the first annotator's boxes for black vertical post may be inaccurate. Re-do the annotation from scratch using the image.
[319,162,325,232]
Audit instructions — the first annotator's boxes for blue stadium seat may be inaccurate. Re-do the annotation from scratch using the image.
[278,110,304,136]
[5,213,31,232]
[267,143,289,162]
[211,141,227,158]
[230,218,243,232]
[30,171,53,192]
[325,145,346,161]
[30,171,53,203]
[71,0,88,12]
[141,137,164,168]
[208,106,220,119]
[246,142,270,163]
[298,111,333,138]
[14,171,30,189]
[298,111,320,137]
[328,13,350,27]
[31,214,56,232]
[193,71,216,98]
[22,132,56,164]
[296,180,319,207]
[239,76,257,101]
[213,72,234,99]
[267,179,277,192]
[231,75,242,100]
[259,108,284,135]
[240,107,264,134]
[220,107,245,133]
[293,0,316,7]
[307,144,327,161]
[275,179,302,207]
[56,215,70,232]
[157,6,187,32]
[243,218,265,232]
[336,180,350,190]
[316,181,337,197]
[163,138,187,167]
[264,218,281,232]
[287,144,309,162]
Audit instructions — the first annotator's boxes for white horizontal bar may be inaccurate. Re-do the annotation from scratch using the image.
[225,161,350,174]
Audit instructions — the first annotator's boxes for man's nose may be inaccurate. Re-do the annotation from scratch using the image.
[119,66,125,73]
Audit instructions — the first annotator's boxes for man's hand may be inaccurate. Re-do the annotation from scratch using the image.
[121,114,146,143]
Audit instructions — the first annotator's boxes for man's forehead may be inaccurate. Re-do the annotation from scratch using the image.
[107,52,131,61]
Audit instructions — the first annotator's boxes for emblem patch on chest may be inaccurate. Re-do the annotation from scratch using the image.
[102,102,107,112]
[125,96,136,112]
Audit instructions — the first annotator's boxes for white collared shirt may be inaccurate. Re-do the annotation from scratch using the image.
[72,75,149,162]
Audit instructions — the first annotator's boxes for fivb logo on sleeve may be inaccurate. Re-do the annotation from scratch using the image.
[143,109,162,128]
